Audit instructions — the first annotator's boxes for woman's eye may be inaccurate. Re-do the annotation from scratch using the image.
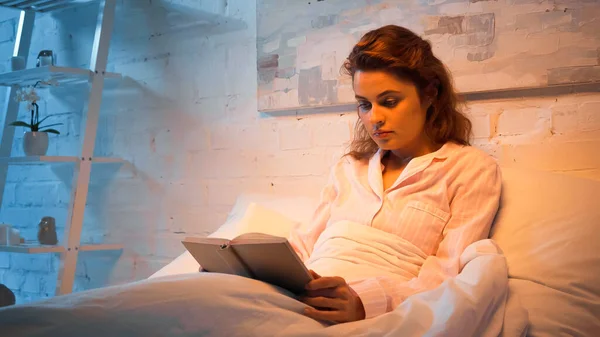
[358,102,372,111]
[382,99,398,107]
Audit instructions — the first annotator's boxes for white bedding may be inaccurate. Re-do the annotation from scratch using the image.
[0,235,527,337]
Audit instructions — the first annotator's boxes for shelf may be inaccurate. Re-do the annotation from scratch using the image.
[89,157,125,164]
[0,156,125,165]
[79,243,123,252]
[0,243,65,253]
[0,0,97,13]
[0,65,122,88]
[0,243,123,254]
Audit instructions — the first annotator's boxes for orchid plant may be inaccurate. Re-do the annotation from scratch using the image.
[10,80,62,134]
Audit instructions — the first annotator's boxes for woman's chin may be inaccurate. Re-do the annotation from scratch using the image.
[373,139,397,150]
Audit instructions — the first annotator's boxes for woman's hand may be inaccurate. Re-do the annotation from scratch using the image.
[299,270,365,323]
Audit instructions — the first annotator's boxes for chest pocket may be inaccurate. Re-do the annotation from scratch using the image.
[396,200,450,255]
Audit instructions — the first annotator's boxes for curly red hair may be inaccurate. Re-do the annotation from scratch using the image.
[342,25,472,160]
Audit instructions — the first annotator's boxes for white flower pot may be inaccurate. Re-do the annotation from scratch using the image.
[23,131,49,156]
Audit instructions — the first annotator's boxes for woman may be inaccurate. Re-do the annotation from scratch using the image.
[293,25,501,324]
[0,25,502,336]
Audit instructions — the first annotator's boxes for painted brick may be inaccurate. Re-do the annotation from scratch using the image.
[131,152,185,182]
[1,182,16,207]
[0,8,19,22]
[0,208,42,228]
[257,150,330,177]
[552,103,580,134]
[580,101,600,131]
[39,273,57,296]
[164,182,207,209]
[14,182,65,208]
[552,101,600,134]
[75,257,88,278]
[279,121,313,150]
[6,166,65,183]
[469,114,491,139]
[106,179,153,207]
[23,273,42,293]
[210,122,279,151]
[226,42,256,95]
[206,179,266,207]
[0,253,9,269]
[188,150,259,179]
[11,255,52,273]
[0,18,14,43]
[472,141,502,160]
[312,120,351,147]
[266,176,327,198]
[496,107,545,136]
[192,95,234,124]
[224,93,258,124]
[3,270,24,290]
[104,209,158,237]
[15,291,43,304]
[206,180,251,206]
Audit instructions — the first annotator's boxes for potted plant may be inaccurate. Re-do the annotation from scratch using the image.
[11,81,62,156]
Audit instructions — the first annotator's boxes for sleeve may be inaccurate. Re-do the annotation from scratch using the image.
[287,168,338,262]
[349,159,502,319]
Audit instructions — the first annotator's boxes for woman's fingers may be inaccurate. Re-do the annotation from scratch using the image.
[305,286,348,299]
[300,296,345,310]
[305,276,346,290]
[303,307,345,323]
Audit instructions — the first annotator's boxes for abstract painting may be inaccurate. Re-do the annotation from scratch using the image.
[257,0,600,112]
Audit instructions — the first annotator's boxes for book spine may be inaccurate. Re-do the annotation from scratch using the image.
[217,243,254,278]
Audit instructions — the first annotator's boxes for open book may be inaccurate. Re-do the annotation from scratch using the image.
[182,233,313,294]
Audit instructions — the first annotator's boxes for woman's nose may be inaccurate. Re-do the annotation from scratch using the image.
[369,105,384,126]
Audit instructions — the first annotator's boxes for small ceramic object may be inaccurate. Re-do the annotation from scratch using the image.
[8,228,20,245]
[0,224,10,245]
[10,56,26,71]
[37,216,58,245]
[36,50,55,67]
[24,132,49,156]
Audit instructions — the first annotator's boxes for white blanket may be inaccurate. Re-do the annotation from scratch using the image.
[0,225,528,337]
[306,220,428,282]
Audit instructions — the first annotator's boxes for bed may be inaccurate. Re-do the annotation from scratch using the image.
[1,167,599,336]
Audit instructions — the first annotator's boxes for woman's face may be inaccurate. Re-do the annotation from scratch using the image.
[353,70,431,157]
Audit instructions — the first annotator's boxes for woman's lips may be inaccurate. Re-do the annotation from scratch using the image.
[373,131,393,138]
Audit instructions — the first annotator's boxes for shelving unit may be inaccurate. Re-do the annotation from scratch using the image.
[0,0,96,13]
[0,242,123,253]
[0,0,123,296]
[0,156,124,164]
[0,243,65,254]
[0,65,121,87]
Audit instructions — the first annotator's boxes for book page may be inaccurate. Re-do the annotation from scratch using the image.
[231,232,287,245]
[183,236,229,246]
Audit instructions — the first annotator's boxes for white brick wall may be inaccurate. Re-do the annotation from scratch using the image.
[0,0,599,304]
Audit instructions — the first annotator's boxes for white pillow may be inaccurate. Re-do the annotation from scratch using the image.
[491,168,600,336]
[149,195,316,279]
[209,202,301,240]
[222,193,319,226]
